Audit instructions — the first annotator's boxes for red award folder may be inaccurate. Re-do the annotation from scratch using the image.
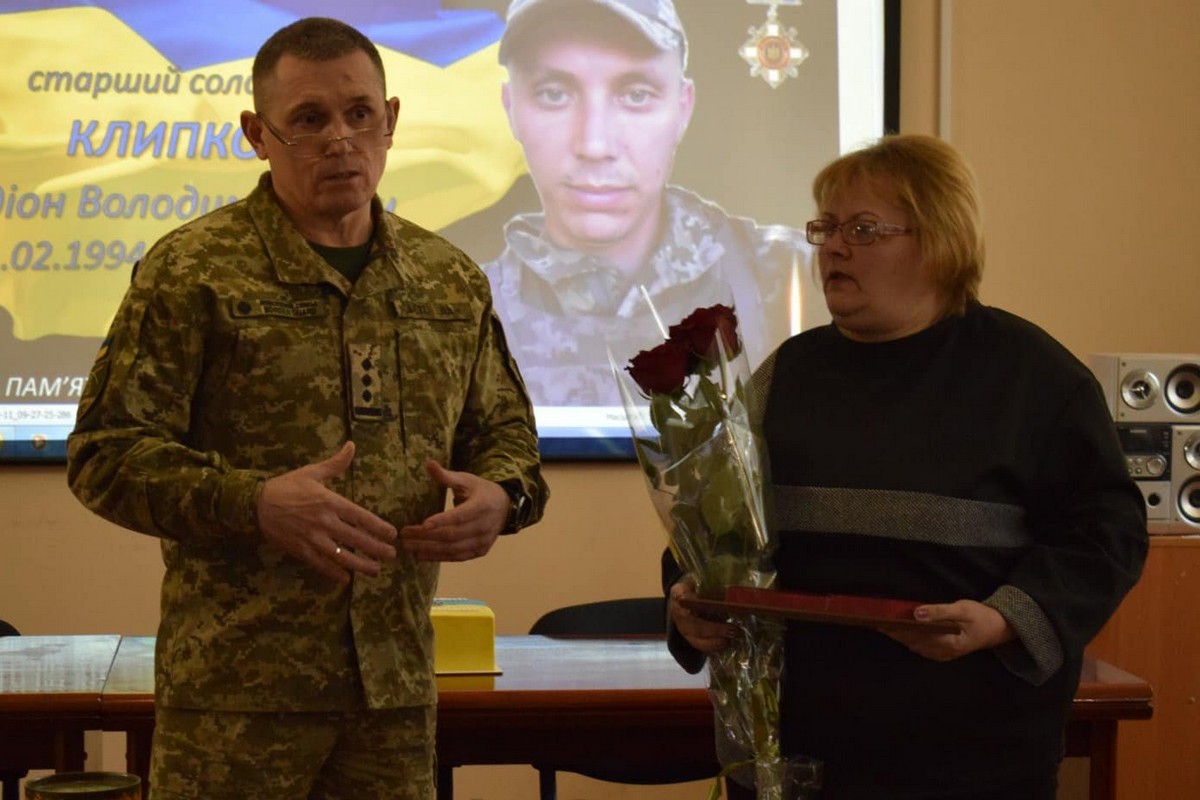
[680,586,961,634]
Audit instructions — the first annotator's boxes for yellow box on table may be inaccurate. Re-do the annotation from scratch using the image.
[431,598,499,688]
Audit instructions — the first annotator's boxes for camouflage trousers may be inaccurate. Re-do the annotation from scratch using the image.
[149,705,435,800]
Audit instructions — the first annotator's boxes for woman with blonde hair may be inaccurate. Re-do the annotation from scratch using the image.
[667,134,1146,800]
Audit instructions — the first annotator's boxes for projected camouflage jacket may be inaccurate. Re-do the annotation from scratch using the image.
[67,173,546,712]
[483,186,816,406]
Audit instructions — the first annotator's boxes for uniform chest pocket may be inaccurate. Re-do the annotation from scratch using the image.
[221,298,337,385]
[196,299,342,447]
[392,300,478,439]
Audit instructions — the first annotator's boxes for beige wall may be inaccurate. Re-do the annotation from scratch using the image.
[940,1,1199,357]
[4,1,1197,797]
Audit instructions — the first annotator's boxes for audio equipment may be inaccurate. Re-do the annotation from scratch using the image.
[1173,425,1200,525]
[1088,353,1200,423]
[1088,354,1200,527]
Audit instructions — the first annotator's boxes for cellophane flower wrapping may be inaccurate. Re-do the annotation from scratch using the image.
[612,303,791,800]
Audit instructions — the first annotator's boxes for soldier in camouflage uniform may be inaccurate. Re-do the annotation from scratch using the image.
[67,17,547,800]
[486,0,814,407]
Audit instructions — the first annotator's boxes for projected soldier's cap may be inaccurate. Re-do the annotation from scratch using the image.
[499,0,688,70]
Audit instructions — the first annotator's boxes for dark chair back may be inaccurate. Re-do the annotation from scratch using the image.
[527,598,719,800]
[528,597,667,638]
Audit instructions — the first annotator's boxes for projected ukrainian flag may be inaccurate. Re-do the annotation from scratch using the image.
[0,0,526,340]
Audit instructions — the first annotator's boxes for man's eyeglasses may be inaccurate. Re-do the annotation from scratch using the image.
[805,219,914,246]
[257,114,393,158]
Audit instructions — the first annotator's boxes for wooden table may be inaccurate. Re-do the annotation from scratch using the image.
[98,636,155,792]
[436,637,719,798]
[97,636,718,799]
[1,635,1153,800]
[437,638,1154,800]
[1066,655,1156,800]
[0,635,121,776]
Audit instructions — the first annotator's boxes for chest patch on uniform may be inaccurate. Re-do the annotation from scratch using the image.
[392,299,470,321]
[231,298,324,319]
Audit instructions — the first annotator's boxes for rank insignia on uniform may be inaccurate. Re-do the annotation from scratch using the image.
[741,0,809,89]
[349,343,388,422]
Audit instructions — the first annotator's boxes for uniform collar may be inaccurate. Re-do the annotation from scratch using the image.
[247,172,402,295]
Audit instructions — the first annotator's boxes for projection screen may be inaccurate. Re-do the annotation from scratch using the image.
[0,0,893,461]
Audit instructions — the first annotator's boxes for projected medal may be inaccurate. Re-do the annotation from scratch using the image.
[741,0,809,88]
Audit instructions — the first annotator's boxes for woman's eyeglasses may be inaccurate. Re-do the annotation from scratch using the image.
[805,219,913,246]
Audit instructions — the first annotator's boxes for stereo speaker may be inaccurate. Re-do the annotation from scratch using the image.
[1088,353,1200,423]
[1088,354,1200,527]
[1173,425,1200,525]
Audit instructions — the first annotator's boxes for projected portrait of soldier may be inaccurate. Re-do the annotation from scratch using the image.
[485,0,811,407]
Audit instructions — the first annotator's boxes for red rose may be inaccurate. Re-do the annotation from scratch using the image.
[668,304,741,360]
[626,339,695,396]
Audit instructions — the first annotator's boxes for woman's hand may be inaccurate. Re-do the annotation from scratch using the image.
[884,599,1015,661]
[668,579,740,653]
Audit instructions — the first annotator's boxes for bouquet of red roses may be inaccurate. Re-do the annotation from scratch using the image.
[614,304,812,800]
[619,304,773,596]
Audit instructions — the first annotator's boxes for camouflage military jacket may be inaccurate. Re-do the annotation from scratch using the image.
[67,174,545,712]
[483,186,815,406]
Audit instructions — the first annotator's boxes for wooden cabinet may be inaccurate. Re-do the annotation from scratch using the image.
[1085,531,1200,800]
